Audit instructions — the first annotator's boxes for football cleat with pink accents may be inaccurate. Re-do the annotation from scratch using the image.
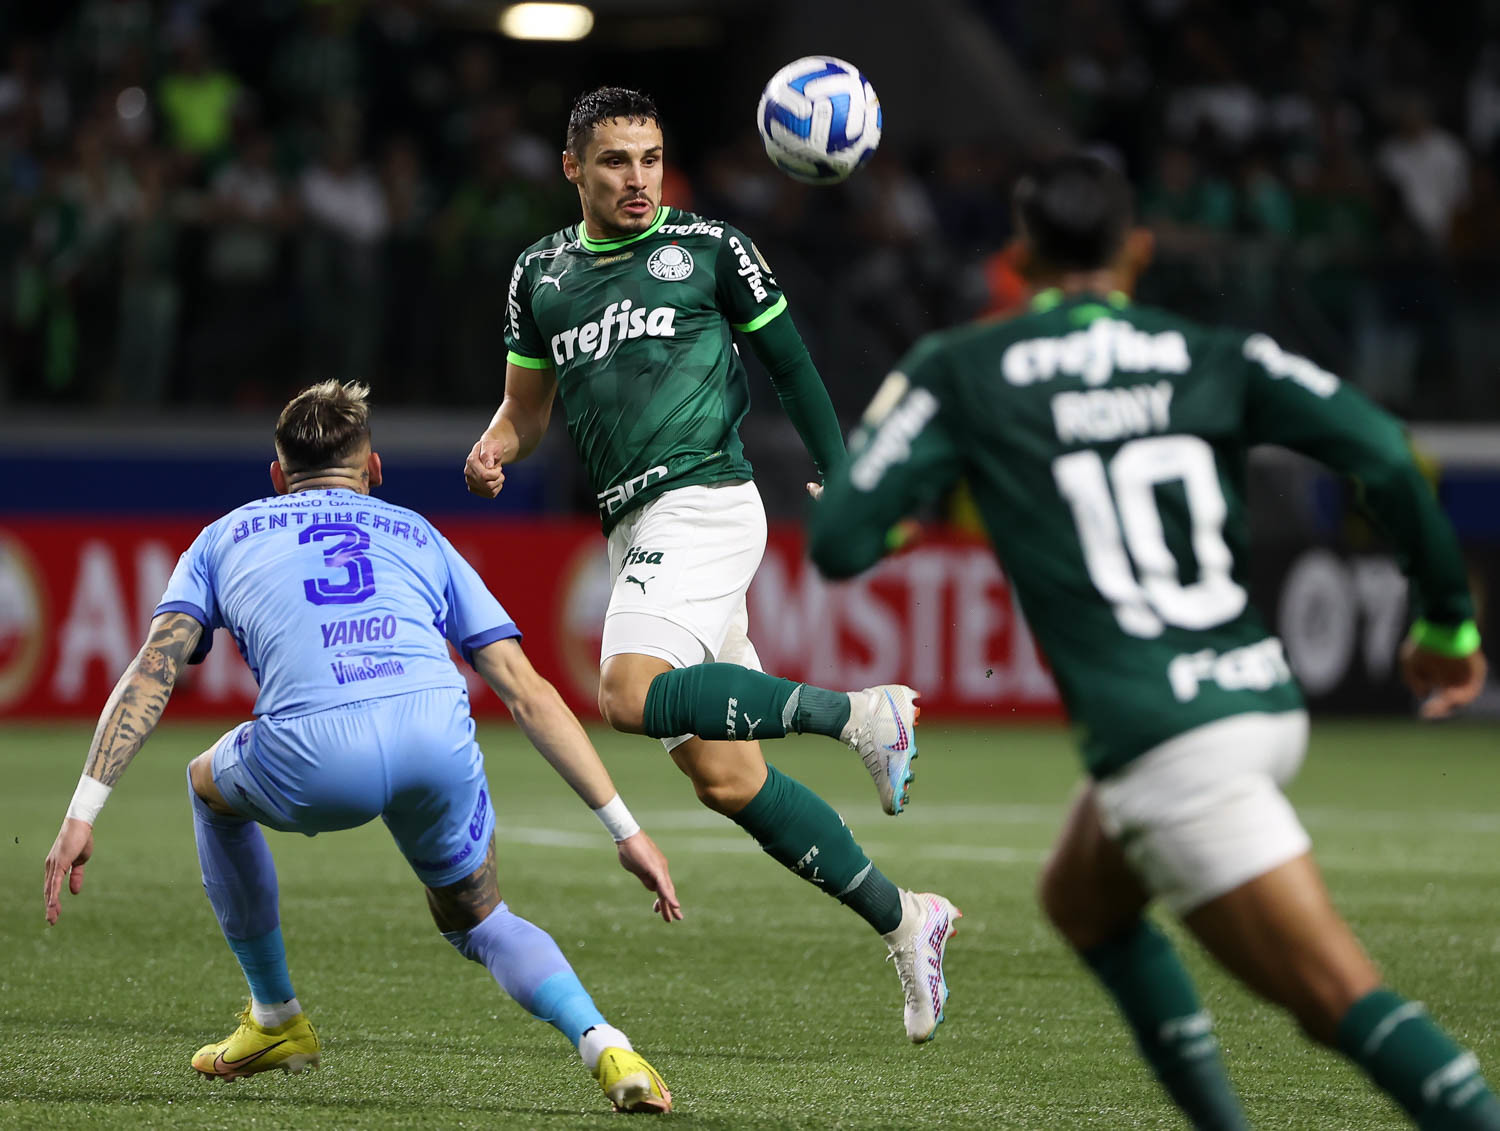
[882,889,962,1042]
[848,684,921,815]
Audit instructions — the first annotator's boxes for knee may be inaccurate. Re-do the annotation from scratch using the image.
[691,774,754,816]
[1036,850,1122,951]
[1283,958,1381,1046]
[1037,853,1083,941]
[596,673,645,734]
[187,753,238,817]
[673,745,766,816]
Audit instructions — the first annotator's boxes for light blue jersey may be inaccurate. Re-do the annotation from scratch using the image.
[157,490,519,718]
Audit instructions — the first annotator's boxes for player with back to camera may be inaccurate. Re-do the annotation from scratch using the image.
[808,153,1499,1129]
[462,86,960,1042]
[43,381,679,1113]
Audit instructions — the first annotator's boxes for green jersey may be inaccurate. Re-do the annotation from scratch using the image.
[506,205,797,531]
[811,291,1474,777]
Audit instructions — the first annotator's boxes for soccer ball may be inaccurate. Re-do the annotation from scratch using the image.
[756,56,882,185]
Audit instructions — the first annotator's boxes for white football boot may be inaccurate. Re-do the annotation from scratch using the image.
[882,889,962,1043]
[845,684,921,814]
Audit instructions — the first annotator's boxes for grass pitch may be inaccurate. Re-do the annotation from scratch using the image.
[2,718,1499,1129]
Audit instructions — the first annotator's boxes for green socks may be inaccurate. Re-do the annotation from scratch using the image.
[1337,989,1500,1129]
[642,663,852,742]
[729,765,902,934]
[1082,920,1250,1131]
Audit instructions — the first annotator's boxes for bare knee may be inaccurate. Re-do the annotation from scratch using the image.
[1279,951,1381,1045]
[596,677,645,733]
[598,654,666,734]
[670,739,767,816]
[426,841,502,935]
[188,751,237,816]
[690,774,754,815]
[1038,850,1104,948]
[1038,787,1150,951]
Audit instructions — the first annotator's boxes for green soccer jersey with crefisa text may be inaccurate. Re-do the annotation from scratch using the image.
[819,291,1472,777]
[505,206,789,532]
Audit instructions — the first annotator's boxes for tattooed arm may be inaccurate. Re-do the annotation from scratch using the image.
[43,611,204,925]
[79,611,204,786]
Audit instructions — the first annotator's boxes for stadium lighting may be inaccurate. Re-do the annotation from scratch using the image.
[498,3,595,41]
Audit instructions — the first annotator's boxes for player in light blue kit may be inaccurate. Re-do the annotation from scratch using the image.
[42,381,679,1114]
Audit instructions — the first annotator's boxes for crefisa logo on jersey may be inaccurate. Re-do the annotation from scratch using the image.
[648,244,694,281]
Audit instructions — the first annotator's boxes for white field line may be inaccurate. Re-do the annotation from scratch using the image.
[510,802,1500,835]
[497,792,1500,875]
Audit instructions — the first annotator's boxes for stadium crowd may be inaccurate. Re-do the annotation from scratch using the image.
[2,0,1497,418]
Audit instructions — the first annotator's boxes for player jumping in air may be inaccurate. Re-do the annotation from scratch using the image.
[462,86,958,1042]
[809,153,1498,1129]
[43,381,678,1113]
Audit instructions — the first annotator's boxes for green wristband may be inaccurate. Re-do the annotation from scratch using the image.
[1408,618,1482,658]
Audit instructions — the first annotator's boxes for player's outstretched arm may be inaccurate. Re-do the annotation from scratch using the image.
[43,611,203,925]
[744,312,847,481]
[464,360,557,498]
[1241,335,1483,713]
[470,638,682,921]
[810,367,962,579]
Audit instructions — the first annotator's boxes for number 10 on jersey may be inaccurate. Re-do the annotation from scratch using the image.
[1053,434,1248,639]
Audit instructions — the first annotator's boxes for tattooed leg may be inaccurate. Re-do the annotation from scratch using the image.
[431,838,609,1047]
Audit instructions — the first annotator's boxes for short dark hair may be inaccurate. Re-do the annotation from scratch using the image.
[1013,153,1133,272]
[275,380,371,473]
[566,86,660,157]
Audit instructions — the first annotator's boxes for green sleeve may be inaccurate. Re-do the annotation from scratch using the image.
[809,350,963,580]
[1240,333,1474,625]
[744,310,847,478]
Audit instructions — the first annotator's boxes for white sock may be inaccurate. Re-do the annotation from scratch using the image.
[578,1024,632,1072]
[838,691,863,745]
[250,996,302,1027]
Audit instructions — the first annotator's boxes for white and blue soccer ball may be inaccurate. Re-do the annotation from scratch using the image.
[756,56,882,185]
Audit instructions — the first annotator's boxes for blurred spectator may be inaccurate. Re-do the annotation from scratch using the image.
[187,127,294,402]
[271,4,362,116]
[0,41,71,149]
[434,141,566,401]
[378,134,437,397]
[157,33,241,166]
[1238,148,1294,239]
[1376,92,1470,249]
[1,0,1499,425]
[298,119,387,387]
[1140,145,1235,247]
[73,0,154,80]
[97,50,155,153]
[846,157,949,350]
[1164,23,1263,152]
[930,145,1009,255]
[1468,43,1500,155]
[115,149,180,405]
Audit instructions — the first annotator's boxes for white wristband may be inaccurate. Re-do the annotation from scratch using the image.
[66,775,112,826]
[592,794,640,843]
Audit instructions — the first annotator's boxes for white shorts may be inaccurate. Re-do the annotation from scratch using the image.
[600,481,767,750]
[1093,710,1311,914]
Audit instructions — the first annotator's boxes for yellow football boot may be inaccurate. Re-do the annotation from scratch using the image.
[192,1004,321,1080]
[592,1046,672,1113]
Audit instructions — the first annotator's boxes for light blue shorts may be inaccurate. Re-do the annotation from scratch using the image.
[211,686,496,888]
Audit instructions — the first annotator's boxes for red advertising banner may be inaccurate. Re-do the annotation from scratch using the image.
[0,518,1061,721]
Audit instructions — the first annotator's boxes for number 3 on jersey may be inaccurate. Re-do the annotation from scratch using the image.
[300,523,376,606]
[1053,435,1246,639]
